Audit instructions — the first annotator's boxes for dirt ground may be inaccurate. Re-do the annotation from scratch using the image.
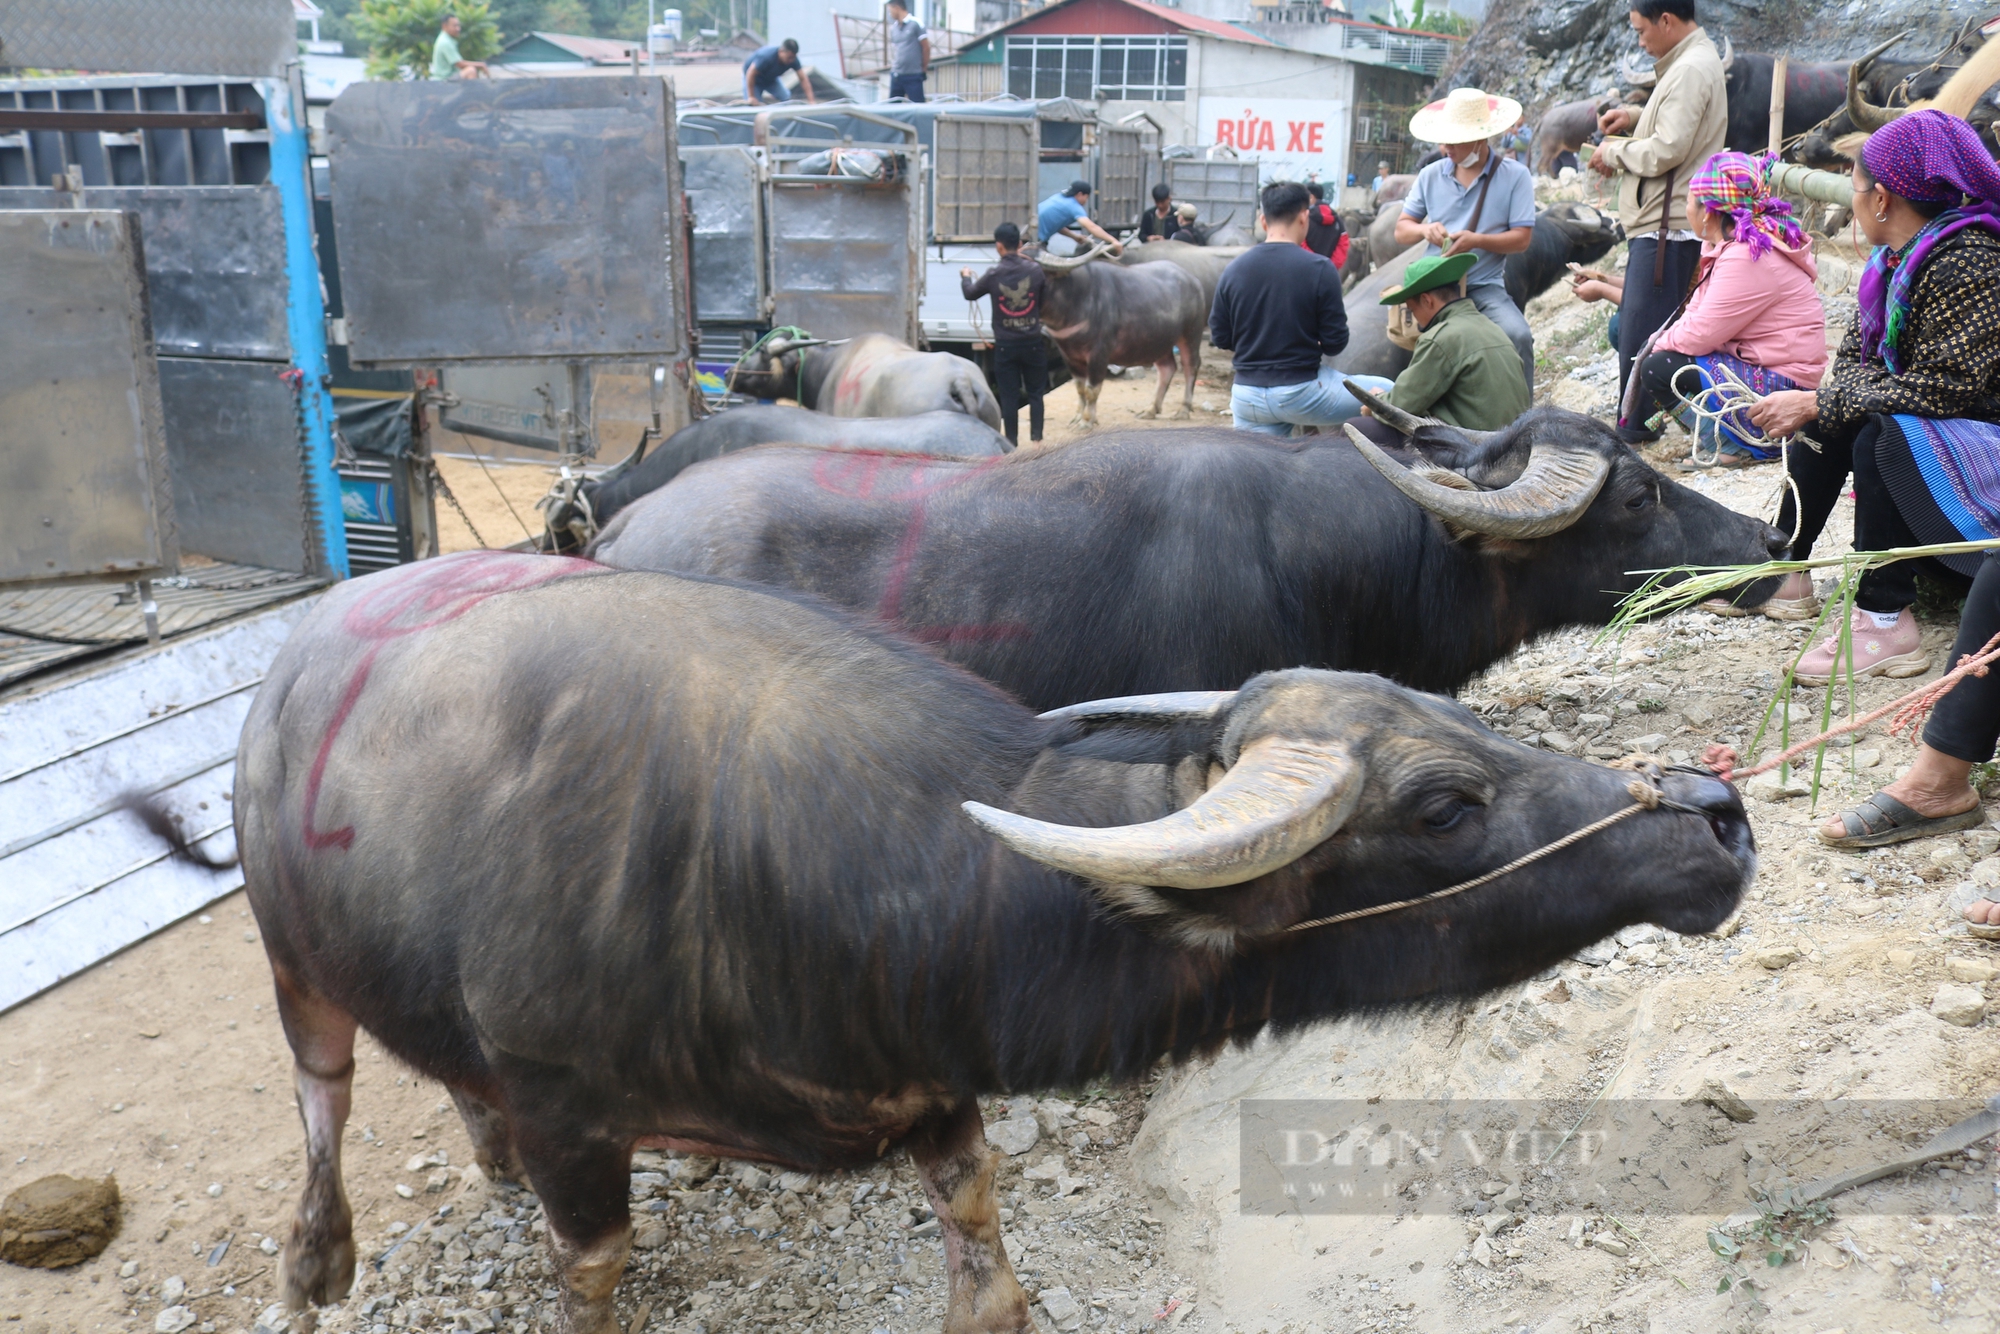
[7,234,2000,1334]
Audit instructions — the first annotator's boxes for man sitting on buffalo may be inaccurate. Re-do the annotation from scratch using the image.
[1396,87,1538,388]
[960,221,1048,446]
[1211,181,1393,436]
[1365,252,1530,435]
[1038,181,1124,256]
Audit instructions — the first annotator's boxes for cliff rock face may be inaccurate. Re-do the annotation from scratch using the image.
[1444,0,1994,119]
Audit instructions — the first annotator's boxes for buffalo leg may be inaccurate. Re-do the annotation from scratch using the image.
[1139,357,1175,419]
[1175,338,1199,420]
[1070,376,1095,427]
[908,1100,1032,1334]
[449,1087,525,1185]
[272,969,358,1313]
[505,1090,633,1334]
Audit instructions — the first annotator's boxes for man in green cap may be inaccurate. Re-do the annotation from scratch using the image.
[1373,252,1530,433]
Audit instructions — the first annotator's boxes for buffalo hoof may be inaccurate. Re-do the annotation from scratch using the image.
[1170,407,1191,421]
[1135,407,1161,420]
[279,1230,354,1311]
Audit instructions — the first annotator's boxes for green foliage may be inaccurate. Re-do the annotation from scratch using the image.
[538,0,592,33]
[1707,1188,1834,1308]
[356,0,499,79]
[1366,0,1475,36]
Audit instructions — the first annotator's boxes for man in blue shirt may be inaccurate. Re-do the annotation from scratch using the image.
[743,38,816,104]
[1036,181,1123,254]
[885,0,928,102]
[1394,87,1538,386]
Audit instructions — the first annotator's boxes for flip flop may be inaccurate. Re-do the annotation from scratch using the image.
[1818,790,1986,849]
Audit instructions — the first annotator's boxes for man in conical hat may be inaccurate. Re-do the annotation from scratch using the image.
[1394,86,1538,389]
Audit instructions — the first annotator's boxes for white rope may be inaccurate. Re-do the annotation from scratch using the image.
[1665,360,1805,548]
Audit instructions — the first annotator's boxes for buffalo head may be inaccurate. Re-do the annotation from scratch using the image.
[726,334,806,400]
[970,669,1755,952]
[1342,382,1787,611]
[1801,19,2000,164]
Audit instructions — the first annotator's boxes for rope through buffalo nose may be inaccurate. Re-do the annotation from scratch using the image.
[1284,771,1698,934]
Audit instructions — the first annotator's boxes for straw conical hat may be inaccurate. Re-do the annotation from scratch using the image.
[1408,87,1523,146]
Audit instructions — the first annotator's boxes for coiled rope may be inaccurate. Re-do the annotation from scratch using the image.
[1664,359,1805,547]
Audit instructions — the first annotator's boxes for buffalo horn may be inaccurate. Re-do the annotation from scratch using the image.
[1340,379,1438,437]
[1717,33,1733,72]
[1036,241,1113,272]
[963,736,1360,889]
[1846,31,1912,133]
[1618,52,1656,88]
[1344,424,1610,539]
[1038,691,1237,725]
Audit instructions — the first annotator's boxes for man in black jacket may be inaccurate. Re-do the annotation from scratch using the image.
[960,222,1047,445]
[1210,181,1392,435]
[1135,184,1177,243]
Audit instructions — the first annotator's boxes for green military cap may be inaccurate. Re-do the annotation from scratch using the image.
[1379,251,1477,305]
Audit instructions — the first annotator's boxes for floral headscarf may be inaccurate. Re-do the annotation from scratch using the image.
[1685,150,1806,260]
[1855,111,2000,371]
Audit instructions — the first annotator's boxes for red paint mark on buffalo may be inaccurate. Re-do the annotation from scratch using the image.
[807,451,1030,645]
[301,552,599,852]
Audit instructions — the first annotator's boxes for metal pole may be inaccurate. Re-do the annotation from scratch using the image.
[1768,55,1788,157]
[649,0,656,72]
[256,70,350,579]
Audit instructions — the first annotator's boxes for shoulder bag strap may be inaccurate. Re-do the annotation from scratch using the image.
[1457,159,1499,296]
[1651,164,1677,286]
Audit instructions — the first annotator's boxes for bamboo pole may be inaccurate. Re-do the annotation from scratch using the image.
[1768,55,1788,156]
[1575,143,1853,206]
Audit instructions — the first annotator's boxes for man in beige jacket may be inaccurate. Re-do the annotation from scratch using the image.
[1589,0,1726,442]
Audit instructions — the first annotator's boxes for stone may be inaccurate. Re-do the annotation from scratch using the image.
[1680,702,1715,729]
[1886,948,1917,970]
[986,1115,1040,1157]
[1614,923,1665,947]
[1038,1285,1084,1331]
[1469,1234,1494,1268]
[741,1206,782,1235]
[161,1275,186,1305]
[1852,748,1882,769]
[1948,881,1991,915]
[1948,957,1998,984]
[1966,829,2000,859]
[1621,943,1663,967]
[0,1174,120,1268]
[1697,1079,1756,1123]
[1972,857,2000,890]
[1577,712,1611,731]
[1573,939,1617,966]
[154,1307,196,1334]
[1539,732,1576,755]
[818,1202,853,1229]
[393,1183,415,1199]
[1034,1099,1077,1137]
[1753,945,1801,971]
[1591,1235,1630,1257]
[1077,1107,1116,1127]
[1931,984,1987,1027]
[1625,733,1670,754]
[633,1223,669,1249]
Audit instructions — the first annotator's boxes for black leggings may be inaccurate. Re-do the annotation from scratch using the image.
[1926,553,2000,763]
[992,341,1048,444]
[1774,415,1926,614]
[1636,350,1699,433]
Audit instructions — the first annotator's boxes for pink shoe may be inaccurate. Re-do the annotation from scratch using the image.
[1791,607,1930,687]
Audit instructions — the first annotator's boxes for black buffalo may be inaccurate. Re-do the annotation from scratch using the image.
[543,407,1009,547]
[214,549,1753,1334]
[589,401,1787,706]
[726,332,1003,428]
[1797,21,2000,167]
[1334,203,1620,380]
[1036,243,1208,426]
[1720,55,1851,155]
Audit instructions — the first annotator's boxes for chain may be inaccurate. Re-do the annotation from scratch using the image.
[427,459,489,549]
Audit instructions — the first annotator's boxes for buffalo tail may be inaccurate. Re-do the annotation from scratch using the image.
[121,791,240,871]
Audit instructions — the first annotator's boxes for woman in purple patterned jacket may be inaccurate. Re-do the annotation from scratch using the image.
[1745,111,2000,852]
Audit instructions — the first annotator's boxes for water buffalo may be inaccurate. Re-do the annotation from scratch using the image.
[1338,207,1374,284]
[544,406,1009,545]
[1504,200,1621,310]
[1534,94,1620,175]
[1720,55,1851,154]
[1797,20,2000,167]
[213,548,1753,1333]
[1372,173,1416,208]
[1037,242,1207,425]
[1365,205,1403,276]
[726,331,1003,430]
[589,403,1787,705]
[1114,238,1243,310]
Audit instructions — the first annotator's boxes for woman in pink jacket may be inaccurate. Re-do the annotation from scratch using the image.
[1632,151,1827,469]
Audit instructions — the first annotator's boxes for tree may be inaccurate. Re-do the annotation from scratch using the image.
[537,0,591,33]
[355,0,500,79]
